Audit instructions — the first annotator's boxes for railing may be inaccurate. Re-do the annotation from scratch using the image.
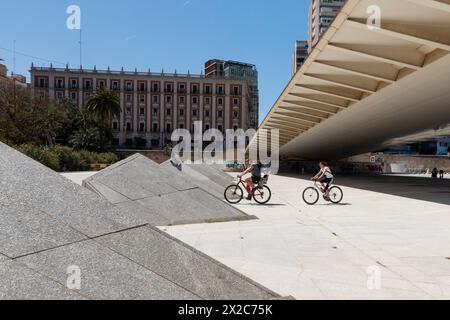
[31,66,247,80]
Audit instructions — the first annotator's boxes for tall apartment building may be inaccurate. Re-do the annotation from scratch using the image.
[205,59,259,129]
[308,0,345,51]
[30,65,252,149]
[292,40,309,75]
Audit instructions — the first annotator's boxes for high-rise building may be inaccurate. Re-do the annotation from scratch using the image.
[292,40,309,75]
[30,65,253,149]
[308,0,345,52]
[205,59,259,129]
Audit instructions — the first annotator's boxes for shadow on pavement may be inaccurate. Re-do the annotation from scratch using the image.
[279,173,450,206]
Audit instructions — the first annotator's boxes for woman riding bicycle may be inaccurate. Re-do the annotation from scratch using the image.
[238,161,264,200]
[311,161,334,199]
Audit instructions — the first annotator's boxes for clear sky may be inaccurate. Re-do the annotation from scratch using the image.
[0,0,310,124]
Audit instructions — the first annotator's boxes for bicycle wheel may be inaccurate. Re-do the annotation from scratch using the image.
[253,186,272,205]
[303,187,319,205]
[224,185,244,204]
[328,186,343,204]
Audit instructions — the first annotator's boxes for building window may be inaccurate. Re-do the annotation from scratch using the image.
[71,92,77,100]
[126,94,132,103]
[166,123,171,133]
[218,110,223,118]
[153,108,158,116]
[192,85,198,94]
[234,110,239,119]
[153,83,159,92]
[233,86,240,95]
[180,109,184,117]
[126,82,133,91]
[85,80,91,90]
[180,96,185,105]
[140,83,146,92]
[140,107,145,115]
[192,97,198,105]
[205,109,210,118]
[179,123,184,129]
[166,108,171,116]
[153,123,158,132]
[218,125,223,132]
[139,123,145,132]
[153,95,159,104]
[205,97,211,105]
[166,96,172,104]
[218,98,223,106]
[193,109,198,117]
[71,80,77,89]
[140,95,145,104]
[217,85,224,95]
[112,81,119,90]
[234,98,239,106]
[126,122,132,131]
[112,122,118,130]
[205,124,210,131]
[56,79,64,89]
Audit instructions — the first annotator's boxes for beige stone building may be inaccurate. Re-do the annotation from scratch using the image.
[30,65,253,149]
[308,0,345,51]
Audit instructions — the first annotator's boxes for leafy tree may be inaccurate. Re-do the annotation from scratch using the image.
[85,86,121,125]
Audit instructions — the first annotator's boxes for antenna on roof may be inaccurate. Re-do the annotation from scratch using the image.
[13,40,16,75]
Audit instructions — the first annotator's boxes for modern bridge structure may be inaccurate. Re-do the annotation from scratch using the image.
[248,0,450,160]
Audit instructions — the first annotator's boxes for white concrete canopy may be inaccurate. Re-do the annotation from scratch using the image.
[249,0,450,160]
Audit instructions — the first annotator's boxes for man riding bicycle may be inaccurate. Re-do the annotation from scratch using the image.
[238,161,264,200]
[311,161,334,200]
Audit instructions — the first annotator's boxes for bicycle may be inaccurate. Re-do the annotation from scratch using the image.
[302,179,343,205]
[224,176,272,205]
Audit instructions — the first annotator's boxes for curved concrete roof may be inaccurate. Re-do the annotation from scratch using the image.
[249,0,450,159]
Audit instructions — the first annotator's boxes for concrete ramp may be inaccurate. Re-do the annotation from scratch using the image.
[0,142,278,300]
[83,154,255,226]
[185,163,234,188]
[160,160,228,199]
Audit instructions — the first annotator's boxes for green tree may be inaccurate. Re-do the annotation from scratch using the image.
[85,86,121,125]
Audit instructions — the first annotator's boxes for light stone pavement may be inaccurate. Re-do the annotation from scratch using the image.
[161,173,450,300]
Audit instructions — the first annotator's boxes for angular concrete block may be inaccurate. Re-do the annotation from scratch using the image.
[97,226,279,300]
[18,240,199,300]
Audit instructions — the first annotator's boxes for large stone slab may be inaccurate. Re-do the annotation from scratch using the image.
[160,161,227,199]
[0,142,277,300]
[0,143,146,238]
[84,155,255,226]
[186,163,234,188]
[96,226,278,300]
[0,203,86,258]
[0,259,84,300]
[17,240,199,300]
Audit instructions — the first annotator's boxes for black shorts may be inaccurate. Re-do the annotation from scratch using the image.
[252,176,261,184]
[319,177,333,187]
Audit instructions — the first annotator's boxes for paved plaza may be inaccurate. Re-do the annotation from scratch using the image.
[162,173,450,300]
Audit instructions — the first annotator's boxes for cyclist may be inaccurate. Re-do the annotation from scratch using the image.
[311,161,334,200]
[238,161,264,200]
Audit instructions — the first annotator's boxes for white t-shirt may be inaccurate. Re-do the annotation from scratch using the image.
[321,166,333,179]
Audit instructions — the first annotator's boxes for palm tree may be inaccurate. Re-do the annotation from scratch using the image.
[85,86,121,125]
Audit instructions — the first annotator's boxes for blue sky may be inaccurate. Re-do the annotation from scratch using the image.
[0,0,309,124]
